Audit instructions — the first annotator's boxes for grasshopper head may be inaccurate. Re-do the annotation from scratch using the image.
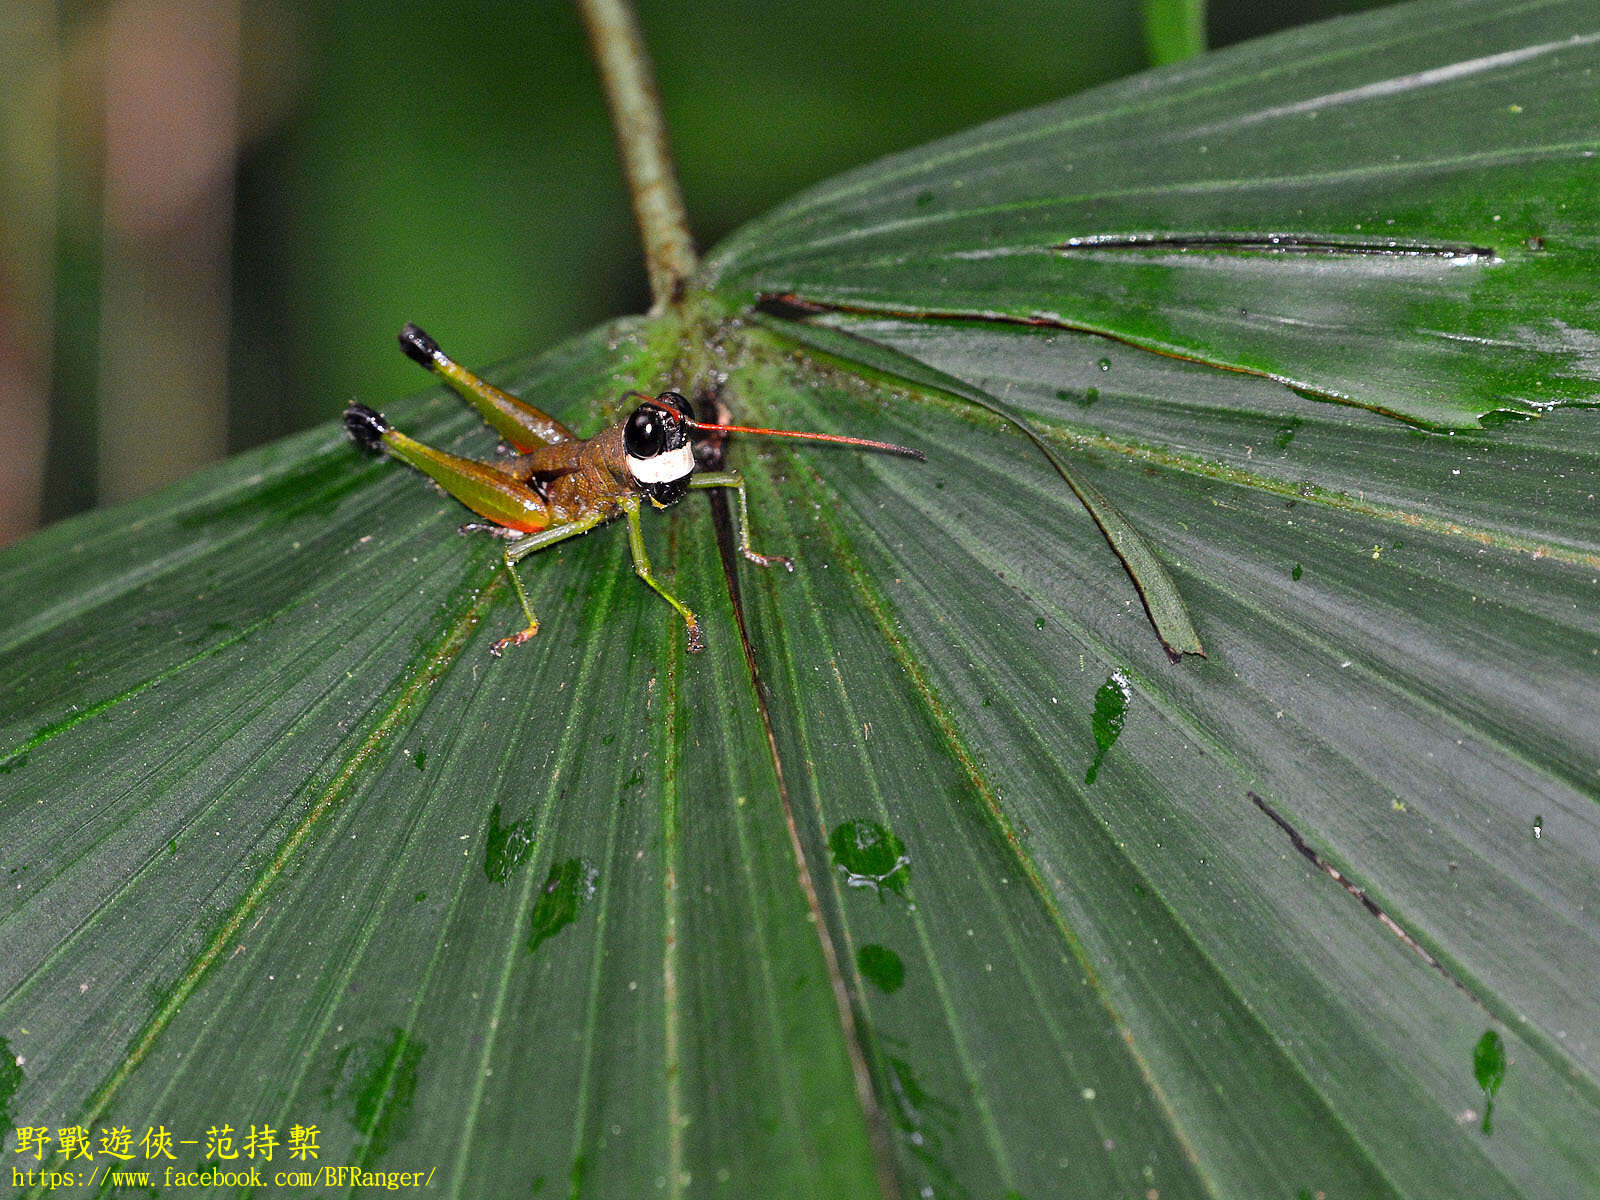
[623,391,696,504]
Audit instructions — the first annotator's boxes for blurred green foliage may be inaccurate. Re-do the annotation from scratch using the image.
[228,0,1155,451]
[21,0,1387,530]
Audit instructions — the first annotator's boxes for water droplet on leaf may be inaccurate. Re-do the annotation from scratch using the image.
[527,859,598,953]
[829,820,910,899]
[857,944,905,993]
[1086,672,1132,785]
[484,803,536,884]
[1473,1029,1507,1134]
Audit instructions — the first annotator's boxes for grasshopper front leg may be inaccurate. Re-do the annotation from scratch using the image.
[624,474,794,654]
[689,470,795,571]
[624,501,706,653]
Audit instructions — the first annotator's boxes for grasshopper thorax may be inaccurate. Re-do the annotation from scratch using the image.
[623,391,696,504]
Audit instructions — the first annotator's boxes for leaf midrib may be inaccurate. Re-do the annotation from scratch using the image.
[779,436,1528,1198]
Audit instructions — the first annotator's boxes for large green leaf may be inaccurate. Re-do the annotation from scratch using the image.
[709,0,1600,428]
[3,1,1598,1197]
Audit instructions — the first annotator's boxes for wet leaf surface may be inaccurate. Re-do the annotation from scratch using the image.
[3,2,1598,1195]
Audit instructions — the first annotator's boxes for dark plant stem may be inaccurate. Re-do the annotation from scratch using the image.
[576,0,698,309]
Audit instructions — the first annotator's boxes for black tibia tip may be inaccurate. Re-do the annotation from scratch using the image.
[343,403,391,451]
[398,323,443,369]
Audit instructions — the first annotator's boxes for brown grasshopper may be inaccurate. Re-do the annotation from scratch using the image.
[344,324,922,655]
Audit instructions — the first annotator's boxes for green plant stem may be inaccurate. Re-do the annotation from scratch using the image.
[576,0,698,308]
[1141,0,1207,65]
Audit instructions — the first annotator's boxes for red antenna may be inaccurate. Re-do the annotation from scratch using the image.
[639,397,925,461]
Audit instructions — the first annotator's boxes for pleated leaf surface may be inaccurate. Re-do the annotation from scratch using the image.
[3,1,1599,1197]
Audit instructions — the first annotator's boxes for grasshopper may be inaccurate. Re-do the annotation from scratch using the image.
[344,324,922,655]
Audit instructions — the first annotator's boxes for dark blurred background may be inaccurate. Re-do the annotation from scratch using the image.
[0,0,1387,545]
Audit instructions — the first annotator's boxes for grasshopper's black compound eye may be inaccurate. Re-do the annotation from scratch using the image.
[624,406,667,459]
[623,391,695,459]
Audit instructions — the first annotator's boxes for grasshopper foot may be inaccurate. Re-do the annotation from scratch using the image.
[686,619,704,654]
[491,623,539,656]
[742,548,795,571]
